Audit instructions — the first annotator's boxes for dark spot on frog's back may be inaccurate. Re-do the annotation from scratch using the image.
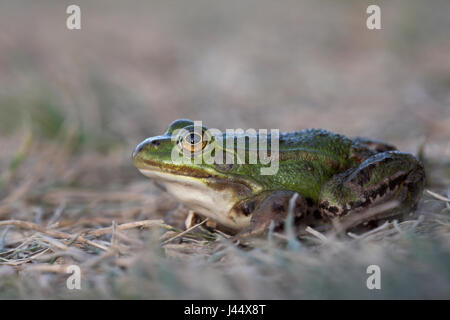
[388,173,408,190]
[378,183,388,197]
[328,206,340,214]
[353,167,372,186]
[368,187,382,202]
[319,201,329,209]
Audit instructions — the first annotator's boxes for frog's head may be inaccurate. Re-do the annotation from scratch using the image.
[132,119,265,229]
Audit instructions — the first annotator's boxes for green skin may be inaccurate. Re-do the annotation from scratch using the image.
[132,119,425,237]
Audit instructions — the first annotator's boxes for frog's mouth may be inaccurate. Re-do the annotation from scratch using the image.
[137,167,212,185]
[134,158,214,179]
[133,156,261,192]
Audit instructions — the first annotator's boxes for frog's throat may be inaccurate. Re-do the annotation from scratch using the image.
[137,168,253,230]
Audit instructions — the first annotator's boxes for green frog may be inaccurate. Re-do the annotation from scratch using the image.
[132,119,425,237]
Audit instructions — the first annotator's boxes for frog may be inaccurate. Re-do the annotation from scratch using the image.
[132,119,425,237]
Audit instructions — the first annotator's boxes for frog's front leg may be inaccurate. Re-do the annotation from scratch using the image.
[234,191,308,239]
[318,151,425,227]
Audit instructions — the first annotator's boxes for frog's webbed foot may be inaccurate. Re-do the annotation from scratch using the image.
[318,151,425,229]
[233,191,308,240]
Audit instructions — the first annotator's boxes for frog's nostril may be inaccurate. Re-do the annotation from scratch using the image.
[133,139,161,158]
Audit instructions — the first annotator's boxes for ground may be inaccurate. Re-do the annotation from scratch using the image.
[0,0,449,299]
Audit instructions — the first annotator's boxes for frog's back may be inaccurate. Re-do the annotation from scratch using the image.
[254,129,356,201]
[279,128,354,161]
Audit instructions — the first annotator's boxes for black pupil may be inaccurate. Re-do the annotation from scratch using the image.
[188,133,200,144]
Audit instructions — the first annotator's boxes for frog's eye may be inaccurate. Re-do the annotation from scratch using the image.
[180,130,207,153]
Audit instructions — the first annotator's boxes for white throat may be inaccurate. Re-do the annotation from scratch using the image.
[138,169,250,229]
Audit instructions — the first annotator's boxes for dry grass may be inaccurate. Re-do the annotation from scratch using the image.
[0,126,448,299]
[0,0,450,299]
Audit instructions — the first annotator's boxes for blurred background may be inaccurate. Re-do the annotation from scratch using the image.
[0,0,449,299]
[1,0,450,156]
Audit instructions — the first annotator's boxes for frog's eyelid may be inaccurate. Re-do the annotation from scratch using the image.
[172,128,190,141]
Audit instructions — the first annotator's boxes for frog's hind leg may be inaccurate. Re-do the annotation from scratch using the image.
[318,151,425,228]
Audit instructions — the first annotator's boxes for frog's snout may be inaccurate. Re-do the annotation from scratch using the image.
[132,137,163,165]
[132,141,145,160]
